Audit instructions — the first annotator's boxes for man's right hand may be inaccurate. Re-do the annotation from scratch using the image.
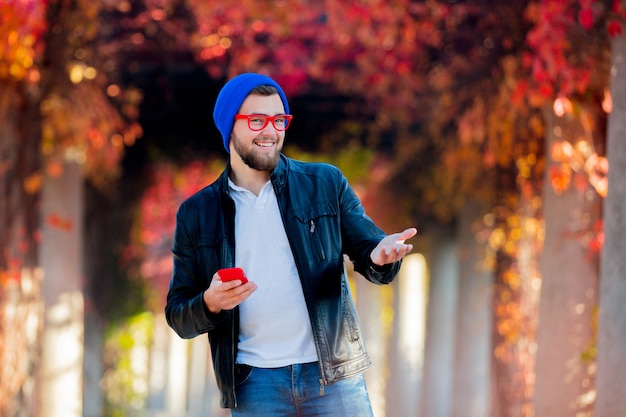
[203,272,257,314]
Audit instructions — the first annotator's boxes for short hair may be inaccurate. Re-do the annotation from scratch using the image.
[249,85,280,96]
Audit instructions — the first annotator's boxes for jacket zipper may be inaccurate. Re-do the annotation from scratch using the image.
[306,219,328,393]
[309,220,326,261]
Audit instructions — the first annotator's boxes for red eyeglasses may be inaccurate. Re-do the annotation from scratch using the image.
[234,114,293,131]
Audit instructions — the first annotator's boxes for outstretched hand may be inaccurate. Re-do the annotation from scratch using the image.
[370,227,418,266]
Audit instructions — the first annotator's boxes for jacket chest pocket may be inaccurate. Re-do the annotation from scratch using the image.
[197,232,227,281]
[294,203,338,263]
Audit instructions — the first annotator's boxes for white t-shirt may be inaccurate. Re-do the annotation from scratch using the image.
[228,179,318,368]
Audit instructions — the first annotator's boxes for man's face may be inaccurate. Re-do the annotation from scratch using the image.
[230,93,286,172]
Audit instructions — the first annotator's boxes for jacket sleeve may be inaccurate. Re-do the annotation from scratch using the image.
[165,203,226,339]
[336,171,401,285]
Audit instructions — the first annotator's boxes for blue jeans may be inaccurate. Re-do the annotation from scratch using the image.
[231,362,374,417]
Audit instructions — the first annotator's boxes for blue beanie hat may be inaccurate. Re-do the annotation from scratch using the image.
[213,73,290,153]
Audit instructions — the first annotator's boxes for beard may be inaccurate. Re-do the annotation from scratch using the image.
[231,132,283,172]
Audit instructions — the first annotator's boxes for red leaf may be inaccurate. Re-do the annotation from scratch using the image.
[612,0,621,13]
[512,80,528,104]
[608,20,623,37]
[540,83,553,98]
[579,8,594,30]
[549,166,571,195]
[46,213,74,231]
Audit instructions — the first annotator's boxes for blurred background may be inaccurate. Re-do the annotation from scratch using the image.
[1,0,625,416]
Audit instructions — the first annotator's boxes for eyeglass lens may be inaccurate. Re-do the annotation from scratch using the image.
[250,115,289,131]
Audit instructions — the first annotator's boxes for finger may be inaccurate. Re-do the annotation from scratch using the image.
[385,242,413,257]
[224,282,256,305]
[386,241,410,254]
[396,227,418,242]
[232,281,257,296]
[216,279,244,291]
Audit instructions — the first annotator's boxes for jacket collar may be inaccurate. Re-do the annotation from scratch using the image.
[218,153,289,195]
[270,154,288,194]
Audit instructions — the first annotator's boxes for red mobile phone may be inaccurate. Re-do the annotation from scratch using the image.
[217,267,248,284]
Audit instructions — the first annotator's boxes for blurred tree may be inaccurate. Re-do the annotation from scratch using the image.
[485,65,545,417]
[595,13,626,417]
[1,0,142,414]
[535,102,603,417]
[38,0,142,415]
[0,1,47,415]
[525,1,617,416]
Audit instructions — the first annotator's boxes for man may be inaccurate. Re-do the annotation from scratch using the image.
[165,73,417,416]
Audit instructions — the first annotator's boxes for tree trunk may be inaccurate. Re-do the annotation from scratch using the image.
[165,330,190,417]
[385,254,428,417]
[595,29,626,417]
[83,310,103,417]
[37,160,85,417]
[419,224,458,417]
[353,267,390,417]
[533,105,602,417]
[489,156,542,417]
[0,76,43,416]
[451,201,492,417]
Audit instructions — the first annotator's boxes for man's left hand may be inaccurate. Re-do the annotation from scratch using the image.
[370,227,418,266]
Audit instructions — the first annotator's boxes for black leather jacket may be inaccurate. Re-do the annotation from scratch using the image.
[165,154,401,408]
